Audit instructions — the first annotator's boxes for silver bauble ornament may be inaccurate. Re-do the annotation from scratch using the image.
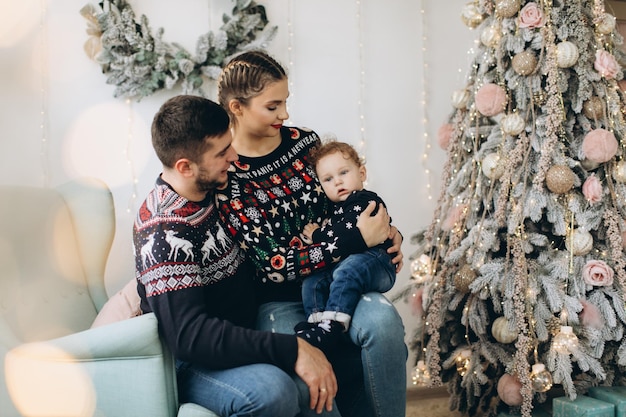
[495,0,521,18]
[556,41,579,68]
[565,229,593,256]
[545,165,575,194]
[482,153,504,180]
[461,3,484,29]
[501,113,525,136]
[581,159,600,171]
[512,50,538,76]
[451,89,471,109]
[481,25,501,48]
[492,316,517,344]
[614,160,626,183]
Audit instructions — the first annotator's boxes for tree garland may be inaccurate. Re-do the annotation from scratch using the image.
[80,0,276,100]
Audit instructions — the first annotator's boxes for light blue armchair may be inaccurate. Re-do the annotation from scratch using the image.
[0,178,218,417]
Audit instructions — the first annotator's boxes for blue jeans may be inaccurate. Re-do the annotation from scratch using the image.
[258,293,407,417]
[176,360,337,417]
[301,248,396,323]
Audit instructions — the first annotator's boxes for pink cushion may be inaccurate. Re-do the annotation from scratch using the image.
[91,279,142,328]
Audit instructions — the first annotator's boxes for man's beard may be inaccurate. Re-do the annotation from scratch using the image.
[195,172,226,192]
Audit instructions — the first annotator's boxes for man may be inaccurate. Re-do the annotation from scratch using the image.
[133,95,338,416]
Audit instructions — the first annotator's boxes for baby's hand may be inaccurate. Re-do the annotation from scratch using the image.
[301,222,320,244]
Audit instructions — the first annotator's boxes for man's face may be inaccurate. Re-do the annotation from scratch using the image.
[193,130,238,192]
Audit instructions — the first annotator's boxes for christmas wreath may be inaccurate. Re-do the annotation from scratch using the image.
[80,0,276,100]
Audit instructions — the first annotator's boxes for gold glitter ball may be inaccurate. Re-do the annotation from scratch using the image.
[582,97,604,120]
[454,264,476,293]
[512,50,538,76]
[545,165,575,194]
[495,0,521,18]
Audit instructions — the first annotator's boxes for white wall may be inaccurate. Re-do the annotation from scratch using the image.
[0,0,476,386]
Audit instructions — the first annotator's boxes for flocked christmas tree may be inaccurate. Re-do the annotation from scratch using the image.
[397,0,626,416]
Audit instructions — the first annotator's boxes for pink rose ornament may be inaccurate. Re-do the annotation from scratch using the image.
[582,260,614,287]
[582,174,603,205]
[518,2,546,29]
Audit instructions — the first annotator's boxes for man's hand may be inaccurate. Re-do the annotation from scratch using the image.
[356,202,390,247]
[294,338,337,414]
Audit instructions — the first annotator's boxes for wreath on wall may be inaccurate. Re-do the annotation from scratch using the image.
[80,0,276,100]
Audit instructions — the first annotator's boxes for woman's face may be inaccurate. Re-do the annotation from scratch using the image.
[235,78,290,139]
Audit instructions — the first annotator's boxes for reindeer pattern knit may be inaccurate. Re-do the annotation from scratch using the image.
[131,178,298,371]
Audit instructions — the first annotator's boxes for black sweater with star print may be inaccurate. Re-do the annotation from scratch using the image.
[216,126,369,303]
[311,189,394,255]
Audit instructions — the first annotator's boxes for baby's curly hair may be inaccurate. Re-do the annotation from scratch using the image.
[308,140,364,170]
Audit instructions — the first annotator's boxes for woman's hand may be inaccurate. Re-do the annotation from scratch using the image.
[301,222,320,245]
[388,225,404,273]
[356,202,390,247]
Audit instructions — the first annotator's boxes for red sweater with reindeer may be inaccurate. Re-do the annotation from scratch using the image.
[216,126,368,303]
[133,176,297,371]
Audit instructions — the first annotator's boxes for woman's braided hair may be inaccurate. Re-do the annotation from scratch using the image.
[217,50,287,122]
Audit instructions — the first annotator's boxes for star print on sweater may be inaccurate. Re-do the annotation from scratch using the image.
[215,126,369,303]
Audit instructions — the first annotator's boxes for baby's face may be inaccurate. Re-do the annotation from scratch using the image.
[316,151,366,202]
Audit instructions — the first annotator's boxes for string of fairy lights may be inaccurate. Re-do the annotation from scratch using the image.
[355,0,368,162]
[39,0,50,187]
[420,0,434,202]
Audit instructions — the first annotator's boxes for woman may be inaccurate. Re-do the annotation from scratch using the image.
[215,50,407,417]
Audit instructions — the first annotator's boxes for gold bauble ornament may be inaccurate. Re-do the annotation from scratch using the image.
[454,264,477,293]
[556,41,579,68]
[492,316,518,344]
[455,349,472,376]
[495,0,521,18]
[411,360,431,386]
[545,165,575,194]
[596,13,616,35]
[501,113,525,136]
[565,228,593,256]
[530,364,553,393]
[512,50,538,76]
[461,3,484,29]
[481,24,501,48]
[613,160,626,183]
[583,97,604,120]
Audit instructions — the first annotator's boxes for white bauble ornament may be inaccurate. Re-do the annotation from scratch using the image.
[597,13,616,35]
[492,316,517,344]
[482,153,504,180]
[501,113,525,136]
[451,89,471,109]
[461,3,484,29]
[556,41,579,68]
[565,229,593,256]
[481,25,501,48]
[614,160,626,183]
